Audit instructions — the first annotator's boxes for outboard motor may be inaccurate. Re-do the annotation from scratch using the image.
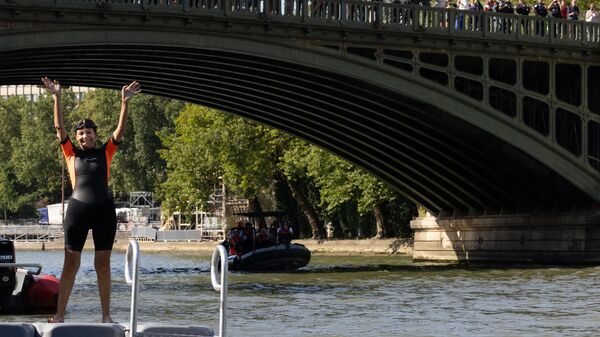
[0,238,16,301]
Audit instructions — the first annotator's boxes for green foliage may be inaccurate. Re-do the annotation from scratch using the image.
[1,91,415,237]
[10,93,65,201]
[0,92,78,215]
[0,162,20,216]
[157,104,291,214]
[0,97,26,216]
[280,140,415,237]
[0,96,25,162]
[157,105,223,214]
[280,143,394,216]
[160,108,414,237]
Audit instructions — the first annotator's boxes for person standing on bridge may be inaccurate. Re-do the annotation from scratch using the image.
[41,76,141,323]
[586,3,599,22]
[534,0,548,36]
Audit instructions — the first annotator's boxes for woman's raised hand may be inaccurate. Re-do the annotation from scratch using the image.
[41,77,61,96]
[122,81,141,102]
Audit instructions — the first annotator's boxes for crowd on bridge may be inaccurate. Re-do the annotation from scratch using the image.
[342,0,600,40]
[399,0,597,23]
[161,0,600,27]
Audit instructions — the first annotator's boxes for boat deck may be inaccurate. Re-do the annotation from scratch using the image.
[0,322,215,337]
[0,241,228,337]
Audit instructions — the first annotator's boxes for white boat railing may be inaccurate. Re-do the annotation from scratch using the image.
[0,263,42,275]
[210,245,228,337]
[125,240,228,337]
[125,239,140,337]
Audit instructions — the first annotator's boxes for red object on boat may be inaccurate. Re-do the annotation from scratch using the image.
[26,275,59,311]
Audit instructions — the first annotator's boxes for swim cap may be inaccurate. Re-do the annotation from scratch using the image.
[73,119,97,132]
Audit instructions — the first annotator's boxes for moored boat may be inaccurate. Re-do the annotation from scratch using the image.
[0,238,59,314]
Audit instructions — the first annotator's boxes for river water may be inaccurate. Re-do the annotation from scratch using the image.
[1,250,600,336]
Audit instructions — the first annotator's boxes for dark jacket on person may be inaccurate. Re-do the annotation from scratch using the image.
[499,1,514,13]
[549,1,562,18]
[566,5,579,20]
[516,3,530,14]
[534,2,548,16]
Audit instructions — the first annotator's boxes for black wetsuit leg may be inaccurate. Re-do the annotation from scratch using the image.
[63,198,117,252]
[90,198,117,251]
[63,198,92,252]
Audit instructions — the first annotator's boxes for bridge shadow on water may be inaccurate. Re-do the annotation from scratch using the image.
[294,261,600,274]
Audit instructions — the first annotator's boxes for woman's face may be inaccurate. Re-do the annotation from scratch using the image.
[75,128,97,149]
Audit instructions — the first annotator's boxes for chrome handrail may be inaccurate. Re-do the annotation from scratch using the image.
[125,239,140,337]
[0,263,42,275]
[210,245,228,337]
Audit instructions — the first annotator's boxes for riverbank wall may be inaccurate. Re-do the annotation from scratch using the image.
[13,234,413,255]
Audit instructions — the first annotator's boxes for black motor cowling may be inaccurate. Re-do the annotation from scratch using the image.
[0,238,16,300]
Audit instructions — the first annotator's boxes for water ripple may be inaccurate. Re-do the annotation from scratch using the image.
[4,251,600,337]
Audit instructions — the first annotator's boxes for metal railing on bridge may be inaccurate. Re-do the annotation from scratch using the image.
[0,219,39,227]
[0,225,63,242]
[14,0,599,48]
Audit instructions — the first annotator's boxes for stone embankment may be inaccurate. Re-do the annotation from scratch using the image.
[14,236,413,255]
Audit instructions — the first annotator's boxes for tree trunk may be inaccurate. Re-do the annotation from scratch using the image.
[374,204,386,239]
[285,177,323,239]
[247,196,266,228]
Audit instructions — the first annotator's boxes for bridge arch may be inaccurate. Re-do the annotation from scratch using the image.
[0,22,598,215]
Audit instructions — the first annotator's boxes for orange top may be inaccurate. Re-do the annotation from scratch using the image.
[60,136,119,203]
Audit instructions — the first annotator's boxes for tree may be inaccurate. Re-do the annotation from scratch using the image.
[158,105,327,237]
[281,143,402,238]
[10,94,65,203]
[0,96,25,217]
[159,105,282,210]
[6,92,80,214]
[0,96,25,162]
[279,139,327,239]
[158,105,225,215]
[0,162,20,219]
[353,173,396,238]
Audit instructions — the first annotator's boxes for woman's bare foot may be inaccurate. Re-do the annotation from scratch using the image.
[102,316,115,323]
[47,316,64,323]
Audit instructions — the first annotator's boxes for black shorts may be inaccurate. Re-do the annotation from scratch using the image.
[63,198,117,252]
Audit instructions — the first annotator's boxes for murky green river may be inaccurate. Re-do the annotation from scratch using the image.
[2,250,600,336]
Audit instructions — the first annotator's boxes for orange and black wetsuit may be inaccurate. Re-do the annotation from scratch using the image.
[60,136,119,252]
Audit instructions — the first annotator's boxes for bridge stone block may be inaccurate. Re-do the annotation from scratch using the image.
[411,212,600,263]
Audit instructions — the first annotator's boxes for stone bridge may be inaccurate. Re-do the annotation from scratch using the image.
[1,0,600,261]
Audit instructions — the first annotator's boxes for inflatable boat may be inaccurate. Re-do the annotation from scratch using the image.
[0,238,59,314]
[228,243,311,271]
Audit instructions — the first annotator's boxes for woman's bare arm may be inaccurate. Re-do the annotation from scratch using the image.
[41,77,67,141]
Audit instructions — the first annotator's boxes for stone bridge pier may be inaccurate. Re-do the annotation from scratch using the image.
[411,212,600,262]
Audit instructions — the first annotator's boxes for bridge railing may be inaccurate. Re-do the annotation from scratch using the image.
[13,0,600,47]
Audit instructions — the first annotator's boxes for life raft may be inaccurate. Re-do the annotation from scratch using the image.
[228,243,311,271]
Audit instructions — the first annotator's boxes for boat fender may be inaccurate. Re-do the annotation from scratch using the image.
[26,275,59,311]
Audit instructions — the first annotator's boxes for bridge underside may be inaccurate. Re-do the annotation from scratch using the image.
[0,44,596,216]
